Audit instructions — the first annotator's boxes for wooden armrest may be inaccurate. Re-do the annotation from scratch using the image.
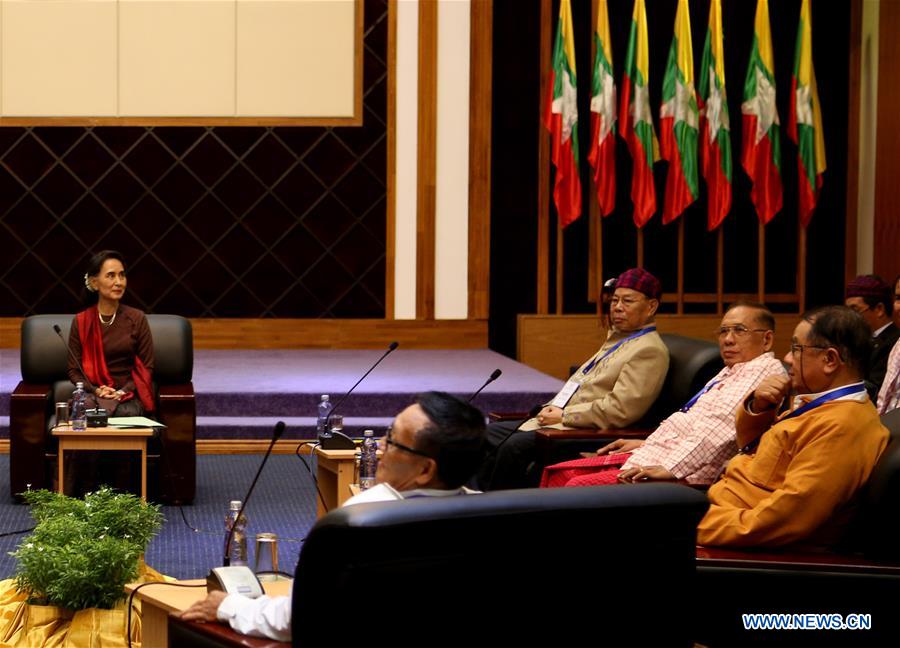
[696,546,900,575]
[535,427,651,441]
[488,411,528,422]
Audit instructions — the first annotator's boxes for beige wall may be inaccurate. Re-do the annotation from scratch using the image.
[0,0,356,117]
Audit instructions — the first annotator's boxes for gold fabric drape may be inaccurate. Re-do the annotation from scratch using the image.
[0,564,168,648]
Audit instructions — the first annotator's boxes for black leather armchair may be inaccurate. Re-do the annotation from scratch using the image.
[292,483,709,645]
[9,314,196,504]
[534,332,724,466]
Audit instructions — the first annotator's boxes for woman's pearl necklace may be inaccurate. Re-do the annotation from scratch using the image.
[98,309,117,326]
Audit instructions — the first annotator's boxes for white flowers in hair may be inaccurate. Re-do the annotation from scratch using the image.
[83,273,97,292]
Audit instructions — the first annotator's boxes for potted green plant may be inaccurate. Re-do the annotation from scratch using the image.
[5,487,164,642]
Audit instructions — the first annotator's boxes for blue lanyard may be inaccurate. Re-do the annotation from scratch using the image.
[778,383,867,422]
[680,379,720,413]
[582,326,657,375]
[740,383,867,454]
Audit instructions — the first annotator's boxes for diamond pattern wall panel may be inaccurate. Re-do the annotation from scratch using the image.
[0,0,387,318]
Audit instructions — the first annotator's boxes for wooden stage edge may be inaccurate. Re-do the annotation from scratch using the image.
[0,318,488,349]
[0,440,325,455]
[519,313,799,380]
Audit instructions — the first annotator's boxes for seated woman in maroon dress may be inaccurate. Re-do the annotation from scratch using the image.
[68,249,154,417]
[65,249,154,495]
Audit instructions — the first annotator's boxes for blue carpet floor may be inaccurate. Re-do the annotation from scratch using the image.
[0,453,320,581]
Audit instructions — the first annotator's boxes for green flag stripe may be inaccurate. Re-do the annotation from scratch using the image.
[797,123,817,187]
[674,121,699,197]
[635,122,655,167]
[717,129,733,181]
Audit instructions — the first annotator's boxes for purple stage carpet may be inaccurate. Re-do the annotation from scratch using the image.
[0,349,561,440]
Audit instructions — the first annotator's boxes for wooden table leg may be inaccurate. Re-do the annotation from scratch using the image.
[316,461,337,518]
[141,443,147,501]
[57,443,65,495]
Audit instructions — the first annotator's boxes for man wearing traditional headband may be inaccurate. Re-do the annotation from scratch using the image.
[845,274,899,398]
[476,268,670,490]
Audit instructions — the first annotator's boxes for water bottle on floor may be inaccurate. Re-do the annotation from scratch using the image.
[70,382,86,431]
[225,500,248,566]
[317,395,332,435]
[359,429,377,491]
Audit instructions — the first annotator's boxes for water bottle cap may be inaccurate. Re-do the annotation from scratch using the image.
[363,429,374,437]
[76,382,84,388]
[321,395,330,401]
[229,500,242,510]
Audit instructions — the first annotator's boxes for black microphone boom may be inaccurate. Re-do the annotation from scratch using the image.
[53,324,95,393]
[468,368,502,402]
[319,341,400,450]
[223,421,285,566]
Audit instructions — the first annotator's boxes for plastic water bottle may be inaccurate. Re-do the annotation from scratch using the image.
[317,395,332,435]
[225,500,248,566]
[70,382,87,431]
[359,429,378,491]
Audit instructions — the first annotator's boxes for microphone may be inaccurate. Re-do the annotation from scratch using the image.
[319,341,399,450]
[224,421,285,566]
[53,324,95,393]
[469,368,502,402]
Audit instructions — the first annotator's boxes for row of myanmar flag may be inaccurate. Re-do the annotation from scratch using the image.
[546,0,826,231]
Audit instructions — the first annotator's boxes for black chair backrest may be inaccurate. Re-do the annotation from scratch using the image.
[292,484,708,645]
[851,409,900,560]
[638,333,723,427]
[20,313,193,386]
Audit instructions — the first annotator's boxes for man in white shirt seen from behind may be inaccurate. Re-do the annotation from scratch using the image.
[180,391,486,641]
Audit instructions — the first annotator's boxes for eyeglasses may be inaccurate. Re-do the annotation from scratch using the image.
[379,425,434,459]
[789,343,829,355]
[847,304,871,314]
[715,325,770,339]
[609,296,647,309]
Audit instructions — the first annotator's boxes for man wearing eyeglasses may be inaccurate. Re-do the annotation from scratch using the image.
[180,392,485,640]
[876,275,900,414]
[845,274,899,399]
[477,267,670,491]
[541,303,785,487]
[697,306,889,549]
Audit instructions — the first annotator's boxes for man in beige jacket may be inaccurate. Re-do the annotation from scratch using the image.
[477,268,670,490]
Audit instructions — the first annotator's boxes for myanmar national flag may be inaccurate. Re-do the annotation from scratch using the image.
[660,0,699,224]
[545,0,581,228]
[619,0,659,228]
[587,0,616,217]
[741,0,782,224]
[698,0,732,231]
[788,0,826,227]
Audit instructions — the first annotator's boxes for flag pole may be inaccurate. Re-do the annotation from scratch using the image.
[556,223,564,314]
[716,228,724,314]
[637,228,644,268]
[677,219,685,314]
[536,0,552,315]
[798,222,807,313]
[758,221,766,303]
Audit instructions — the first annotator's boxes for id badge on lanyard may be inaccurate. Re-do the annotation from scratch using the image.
[550,379,582,408]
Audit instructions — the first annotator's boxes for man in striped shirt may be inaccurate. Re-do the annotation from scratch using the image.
[542,303,786,487]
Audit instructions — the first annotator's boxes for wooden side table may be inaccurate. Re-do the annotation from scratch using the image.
[312,447,358,517]
[126,578,292,647]
[52,426,154,500]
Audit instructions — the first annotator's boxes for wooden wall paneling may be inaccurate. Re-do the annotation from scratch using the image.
[354,0,365,126]
[536,0,551,315]
[874,0,900,283]
[0,318,487,350]
[468,0,492,320]
[844,0,862,285]
[385,0,398,319]
[416,0,438,320]
[518,313,797,380]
